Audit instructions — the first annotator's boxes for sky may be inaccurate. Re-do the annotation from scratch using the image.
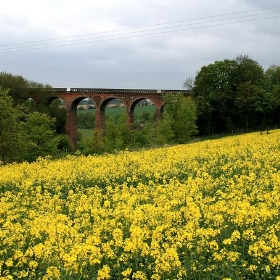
[0,0,280,90]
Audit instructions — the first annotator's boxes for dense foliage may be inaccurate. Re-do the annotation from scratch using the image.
[0,88,66,163]
[0,72,70,163]
[1,131,280,278]
[189,55,280,135]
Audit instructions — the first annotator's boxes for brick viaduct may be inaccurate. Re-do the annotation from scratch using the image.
[29,87,188,147]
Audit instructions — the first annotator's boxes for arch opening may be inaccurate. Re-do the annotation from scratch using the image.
[130,98,156,127]
[48,97,66,134]
[99,98,126,128]
[105,98,126,120]
[75,97,96,139]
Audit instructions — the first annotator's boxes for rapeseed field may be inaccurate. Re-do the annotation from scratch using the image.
[0,131,280,279]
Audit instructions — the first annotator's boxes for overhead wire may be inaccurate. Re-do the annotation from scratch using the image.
[2,5,280,47]
[1,5,280,53]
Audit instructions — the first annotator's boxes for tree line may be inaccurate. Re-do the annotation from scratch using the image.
[0,72,71,163]
[186,55,280,135]
[1,54,279,163]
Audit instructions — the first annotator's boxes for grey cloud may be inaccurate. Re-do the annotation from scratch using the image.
[1,0,280,89]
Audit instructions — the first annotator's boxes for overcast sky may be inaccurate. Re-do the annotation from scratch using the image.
[0,0,280,89]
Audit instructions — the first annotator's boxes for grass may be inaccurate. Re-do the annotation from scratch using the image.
[77,128,95,138]
[77,105,156,138]
[77,105,156,119]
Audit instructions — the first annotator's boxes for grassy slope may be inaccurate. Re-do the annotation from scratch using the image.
[78,105,156,137]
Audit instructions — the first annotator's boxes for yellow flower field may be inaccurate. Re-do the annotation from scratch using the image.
[0,131,280,279]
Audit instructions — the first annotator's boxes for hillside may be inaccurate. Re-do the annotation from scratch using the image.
[0,131,280,279]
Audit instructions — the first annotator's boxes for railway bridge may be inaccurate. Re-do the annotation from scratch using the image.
[29,87,188,147]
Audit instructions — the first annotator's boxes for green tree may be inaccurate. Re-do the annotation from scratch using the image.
[25,87,66,134]
[192,59,237,134]
[233,56,265,130]
[191,55,266,134]
[0,72,28,104]
[264,65,280,91]
[130,125,152,147]
[77,110,95,129]
[253,89,277,129]
[156,114,174,144]
[193,96,213,135]
[233,55,265,88]
[0,72,66,135]
[48,99,67,134]
[104,113,130,152]
[234,81,259,131]
[21,112,60,161]
[160,93,198,143]
[0,87,23,163]
[263,65,280,126]
[78,129,104,155]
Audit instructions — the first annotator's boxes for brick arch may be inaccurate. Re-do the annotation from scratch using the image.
[128,97,157,124]
[95,96,128,129]
[46,95,65,105]
[63,96,85,145]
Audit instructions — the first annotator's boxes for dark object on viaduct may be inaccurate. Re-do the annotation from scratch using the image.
[29,88,188,147]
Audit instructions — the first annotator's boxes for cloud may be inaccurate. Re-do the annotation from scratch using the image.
[1,0,280,89]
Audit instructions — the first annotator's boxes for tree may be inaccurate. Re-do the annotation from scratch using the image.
[233,55,265,130]
[193,96,213,135]
[160,93,198,143]
[0,87,23,163]
[183,76,195,90]
[0,72,28,104]
[77,110,95,129]
[192,59,237,134]
[104,113,130,152]
[264,65,280,91]
[191,55,267,134]
[234,81,260,130]
[21,112,60,162]
[78,129,104,155]
[48,99,67,134]
[264,65,280,126]
[234,55,265,88]
[130,124,152,147]
[0,71,66,136]
[253,89,276,129]
[157,114,174,144]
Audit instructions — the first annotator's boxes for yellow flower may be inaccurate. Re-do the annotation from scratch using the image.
[43,266,60,279]
[5,258,13,267]
[32,243,45,259]
[151,274,161,280]
[1,130,280,278]
[97,265,111,280]
[29,260,38,270]
[112,228,123,247]
[132,271,147,280]
[121,268,132,277]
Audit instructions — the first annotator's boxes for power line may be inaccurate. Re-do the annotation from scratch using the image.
[2,5,280,47]
[1,5,280,53]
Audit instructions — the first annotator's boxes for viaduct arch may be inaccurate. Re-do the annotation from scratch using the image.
[29,88,188,147]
